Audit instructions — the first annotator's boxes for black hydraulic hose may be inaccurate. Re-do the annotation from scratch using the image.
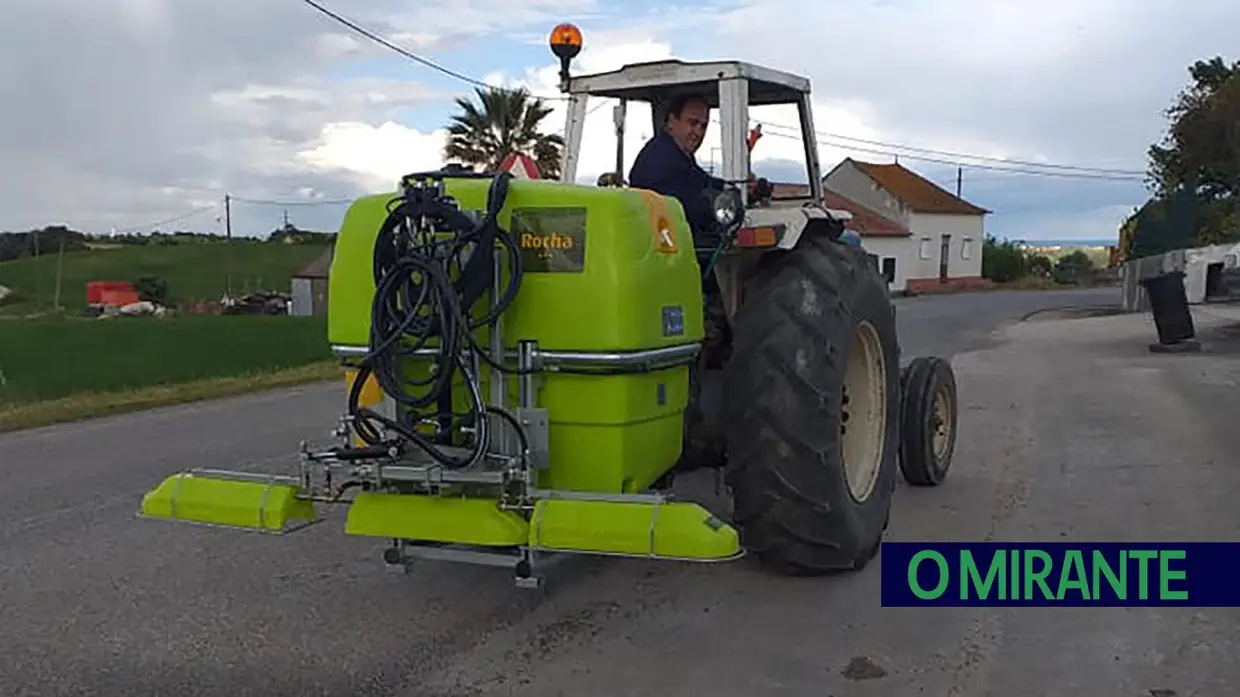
[345,171,525,469]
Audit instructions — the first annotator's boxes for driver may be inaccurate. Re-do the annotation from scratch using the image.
[628,93,727,234]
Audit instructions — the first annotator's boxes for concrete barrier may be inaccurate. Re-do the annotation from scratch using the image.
[1120,242,1240,312]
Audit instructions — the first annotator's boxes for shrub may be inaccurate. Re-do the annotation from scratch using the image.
[981,235,1028,283]
[1027,254,1053,277]
[134,274,170,304]
[1051,250,1095,285]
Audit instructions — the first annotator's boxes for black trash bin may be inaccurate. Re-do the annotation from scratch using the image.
[1140,270,1195,345]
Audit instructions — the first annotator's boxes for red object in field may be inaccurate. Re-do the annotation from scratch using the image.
[87,281,138,306]
[100,289,141,306]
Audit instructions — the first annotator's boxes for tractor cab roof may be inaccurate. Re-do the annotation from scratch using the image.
[564,59,811,106]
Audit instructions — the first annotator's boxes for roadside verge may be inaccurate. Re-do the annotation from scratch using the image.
[0,360,341,433]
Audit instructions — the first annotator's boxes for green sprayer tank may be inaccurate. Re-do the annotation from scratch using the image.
[327,178,706,494]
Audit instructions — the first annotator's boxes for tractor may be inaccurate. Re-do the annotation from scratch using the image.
[137,23,958,588]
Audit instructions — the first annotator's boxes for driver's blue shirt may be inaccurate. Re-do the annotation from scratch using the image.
[628,131,727,232]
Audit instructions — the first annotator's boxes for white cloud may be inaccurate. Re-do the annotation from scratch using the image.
[296,121,450,191]
[294,33,683,187]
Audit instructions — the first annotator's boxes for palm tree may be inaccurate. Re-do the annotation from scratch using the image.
[442,87,564,178]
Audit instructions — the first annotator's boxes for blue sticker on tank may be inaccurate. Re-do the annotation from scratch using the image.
[662,305,685,337]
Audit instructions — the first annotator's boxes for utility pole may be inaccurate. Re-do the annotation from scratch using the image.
[956,167,963,197]
[224,194,233,296]
[53,236,65,310]
[32,230,41,310]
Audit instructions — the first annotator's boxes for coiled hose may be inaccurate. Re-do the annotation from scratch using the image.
[345,171,526,470]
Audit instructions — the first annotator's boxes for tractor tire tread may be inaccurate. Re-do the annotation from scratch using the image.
[723,233,900,576]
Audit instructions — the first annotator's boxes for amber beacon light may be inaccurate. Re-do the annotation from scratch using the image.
[549,22,583,90]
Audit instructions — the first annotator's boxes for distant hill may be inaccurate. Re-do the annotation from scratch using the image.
[0,240,330,314]
[1019,239,1116,248]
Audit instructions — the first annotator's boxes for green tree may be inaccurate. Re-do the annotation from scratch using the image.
[1132,56,1240,253]
[1148,57,1240,200]
[442,87,564,178]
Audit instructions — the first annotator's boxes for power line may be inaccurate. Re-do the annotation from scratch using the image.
[755,121,1143,176]
[111,204,220,234]
[300,0,493,90]
[299,0,568,102]
[750,121,1145,182]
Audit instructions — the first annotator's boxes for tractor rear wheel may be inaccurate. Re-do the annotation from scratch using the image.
[723,234,900,575]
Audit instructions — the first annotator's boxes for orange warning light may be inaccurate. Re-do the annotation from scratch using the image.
[549,23,583,60]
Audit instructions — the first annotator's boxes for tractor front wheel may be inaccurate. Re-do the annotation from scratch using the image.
[723,234,900,575]
[898,356,957,486]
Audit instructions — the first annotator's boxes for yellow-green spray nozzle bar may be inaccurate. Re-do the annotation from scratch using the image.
[340,490,742,561]
[139,472,317,533]
[528,498,741,560]
[138,473,742,561]
[343,492,530,546]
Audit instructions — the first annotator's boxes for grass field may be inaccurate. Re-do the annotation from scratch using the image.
[0,241,330,315]
[0,314,335,408]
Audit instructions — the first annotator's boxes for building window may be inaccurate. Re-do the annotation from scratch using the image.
[881,257,896,284]
[918,237,932,260]
[961,237,974,260]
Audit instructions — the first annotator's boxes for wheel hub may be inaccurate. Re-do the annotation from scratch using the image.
[931,388,953,461]
[841,320,886,502]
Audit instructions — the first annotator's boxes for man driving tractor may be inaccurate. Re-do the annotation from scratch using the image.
[627,93,726,234]
[628,94,777,243]
[628,95,865,252]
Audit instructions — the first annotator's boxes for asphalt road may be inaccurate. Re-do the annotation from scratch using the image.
[14,284,1221,697]
[891,286,1120,361]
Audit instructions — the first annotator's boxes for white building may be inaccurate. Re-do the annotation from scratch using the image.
[290,245,332,316]
[823,159,990,292]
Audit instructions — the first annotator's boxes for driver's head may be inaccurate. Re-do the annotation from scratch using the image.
[665,93,710,155]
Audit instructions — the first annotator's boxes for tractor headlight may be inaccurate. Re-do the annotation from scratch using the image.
[713,190,741,226]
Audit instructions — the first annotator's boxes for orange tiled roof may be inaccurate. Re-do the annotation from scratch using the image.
[850,159,990,216]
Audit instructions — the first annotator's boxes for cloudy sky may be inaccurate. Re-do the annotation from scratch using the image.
[3,0,1237,242]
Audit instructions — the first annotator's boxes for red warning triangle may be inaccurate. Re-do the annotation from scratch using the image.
[499,153,540,179]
